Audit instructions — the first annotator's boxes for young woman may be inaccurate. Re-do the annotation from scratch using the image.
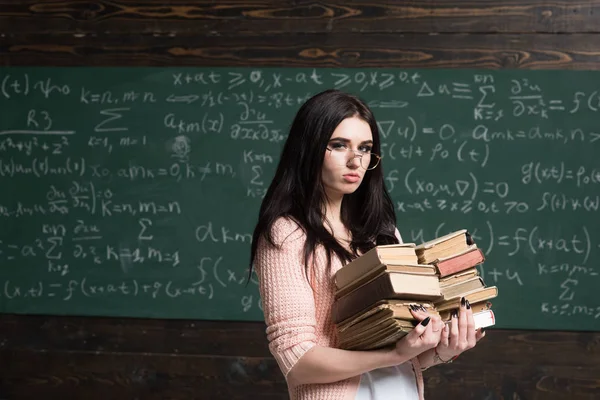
[249,89,484,399]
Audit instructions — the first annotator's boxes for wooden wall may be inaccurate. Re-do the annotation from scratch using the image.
[1,1,599,399]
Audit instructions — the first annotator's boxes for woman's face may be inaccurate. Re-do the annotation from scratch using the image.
[321,116,374,199]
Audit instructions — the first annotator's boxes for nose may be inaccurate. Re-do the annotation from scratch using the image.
[346,152,362,168]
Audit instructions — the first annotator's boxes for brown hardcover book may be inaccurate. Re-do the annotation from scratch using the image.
[435,286,498,312]
[338,310,414,339]
[438,300,492,321]
[332,272,441,324]
[439,276,485,301]
[334,243,418,290]
[439,268,480,288]
[432,245,485,277]
[415,229,474,264]
[339,319,414,350]
[336,300,438,331]
[335,263,436,299]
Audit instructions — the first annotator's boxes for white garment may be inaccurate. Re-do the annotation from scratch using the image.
[355,362,419,400]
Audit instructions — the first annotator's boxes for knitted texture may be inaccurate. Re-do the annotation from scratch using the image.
[255,217,425,400]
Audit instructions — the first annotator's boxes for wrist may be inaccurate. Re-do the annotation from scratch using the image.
[433,346,458,364]
[388,345,414,367]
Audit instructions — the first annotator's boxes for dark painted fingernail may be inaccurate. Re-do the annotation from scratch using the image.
[466,300,471,309]
[420,305,427,312]
[421,317,431,326]
[452,310,458,318]
[409,304,417,311]
[461,297,466,307]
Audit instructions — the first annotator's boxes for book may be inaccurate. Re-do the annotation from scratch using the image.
[336,300,438,330]
[438,300,492,321]
[334,263,436,299]
[415,229,474,264]
[431,245,485,277]
[468,309,496,330]
[439,276,485,302]
[334,243,418,290]
[435,286,498,312]
[332,272,441,323]
[439,268,480,288]
[333,227,498,352]
[339,318,414,350]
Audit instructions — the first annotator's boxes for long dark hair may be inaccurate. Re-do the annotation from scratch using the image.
[249,89,398,276]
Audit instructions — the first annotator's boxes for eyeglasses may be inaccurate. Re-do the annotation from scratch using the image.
[325,145,382,170]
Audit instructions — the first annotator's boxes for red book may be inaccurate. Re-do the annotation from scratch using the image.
[432,245,485,277]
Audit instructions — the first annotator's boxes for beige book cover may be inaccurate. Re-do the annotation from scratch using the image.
[439,276,485,301]
[416,230,474,264]
[439,300,492,321]
[340,320,413,350]
[439,268,480,287]
[332,272,441,323]
[335,263,436,299]
[435,286,498,312]
[336,300,437,330]
[335,243,418,290]
[415,229,469,251]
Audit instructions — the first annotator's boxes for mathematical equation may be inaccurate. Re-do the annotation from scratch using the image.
[1,67,599,326]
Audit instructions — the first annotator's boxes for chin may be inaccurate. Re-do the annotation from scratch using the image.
[339,185,361,194]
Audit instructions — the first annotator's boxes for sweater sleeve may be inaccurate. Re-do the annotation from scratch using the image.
[254,217,317,378]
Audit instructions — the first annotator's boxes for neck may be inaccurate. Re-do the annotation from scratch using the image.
[323,193,344,224]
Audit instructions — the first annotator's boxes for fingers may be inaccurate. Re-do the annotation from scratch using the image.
[449,309,459,345]
[408,304,430,321]
[439,321,450,347]
[406,316,433,347]
[458,297,469,346]
[465,300,476,347]
[475,328,486,342]
[410,315,432,337]
[406,316,439,349]
[409,304,442,329]
[430,313,443,332]
[396,316,439,358]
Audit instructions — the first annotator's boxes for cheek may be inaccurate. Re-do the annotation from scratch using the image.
[321,158,338,178]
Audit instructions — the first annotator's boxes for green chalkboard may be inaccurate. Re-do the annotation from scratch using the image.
[0,67,599,331]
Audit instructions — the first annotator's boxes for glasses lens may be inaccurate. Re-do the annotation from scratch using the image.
[365,153,380,170]
[329,148,380,170]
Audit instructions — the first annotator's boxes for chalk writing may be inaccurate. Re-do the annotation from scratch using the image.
[0,67,598,329]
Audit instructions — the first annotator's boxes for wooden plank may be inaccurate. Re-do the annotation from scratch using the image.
[453,329,600,368]
[0,345,598,399]
[1,1,600,34]
[1,315,599,398]
[424,363,600,400]
[2,315,599,368]
[0,349,288,400]
[0,314,271,357]
[3,32,600,69]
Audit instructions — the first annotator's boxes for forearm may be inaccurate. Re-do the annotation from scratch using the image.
[418,347,457,370]
[287,345,411,385]
[417,348,441,370]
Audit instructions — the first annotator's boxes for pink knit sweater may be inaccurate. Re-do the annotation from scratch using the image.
[255,217,425,400]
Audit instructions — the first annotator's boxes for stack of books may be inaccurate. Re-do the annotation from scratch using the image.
[417,230,497,324]
[332,230,498,351]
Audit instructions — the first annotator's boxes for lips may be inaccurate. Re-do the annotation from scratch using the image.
[343,173,361,183]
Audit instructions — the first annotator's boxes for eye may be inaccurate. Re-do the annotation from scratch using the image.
[329,141,347,150]
[358,145,373,154]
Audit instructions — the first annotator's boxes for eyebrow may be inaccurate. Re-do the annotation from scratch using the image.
[329,138,373,144]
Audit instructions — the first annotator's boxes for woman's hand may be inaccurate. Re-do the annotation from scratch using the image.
[394,304,443,360]
[435,297,486,362]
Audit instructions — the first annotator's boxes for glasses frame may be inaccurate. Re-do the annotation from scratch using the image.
[325,147,382,171]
